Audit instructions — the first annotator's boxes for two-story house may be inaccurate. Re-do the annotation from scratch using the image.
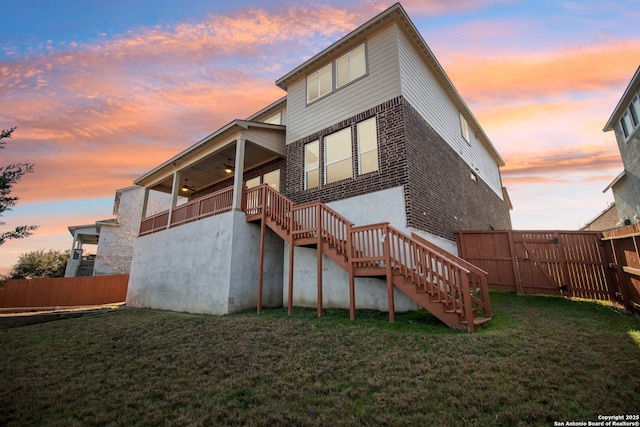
[126,3,512,330]
[603,66,640,225]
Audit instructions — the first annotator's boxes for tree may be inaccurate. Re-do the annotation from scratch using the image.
[1,127,38,245]
[10,249,69,279]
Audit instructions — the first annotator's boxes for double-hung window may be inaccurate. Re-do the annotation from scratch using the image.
[304,141,320,189]
[325,128,353,184]
[357,118,378,174]
[307,64,332,103]
[621,94,640,140]
[337,44,366,88]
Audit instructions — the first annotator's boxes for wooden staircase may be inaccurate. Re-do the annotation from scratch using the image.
[243,185,492,331]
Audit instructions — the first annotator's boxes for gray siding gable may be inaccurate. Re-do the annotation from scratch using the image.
[285,24,401,146]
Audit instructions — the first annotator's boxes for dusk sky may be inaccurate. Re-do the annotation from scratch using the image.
[1,0,638,274]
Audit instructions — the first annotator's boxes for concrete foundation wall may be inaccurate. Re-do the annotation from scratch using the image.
[127,211,283,314]
[283,187,429,312]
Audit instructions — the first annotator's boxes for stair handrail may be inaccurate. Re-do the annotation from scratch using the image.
[243,184,490,328]
[409,232,491,318]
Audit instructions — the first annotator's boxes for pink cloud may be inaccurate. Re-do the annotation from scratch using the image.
[443,38,640,103]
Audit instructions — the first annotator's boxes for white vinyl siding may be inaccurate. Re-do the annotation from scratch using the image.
[357,118,378,174]
[397,28,503,198]
[287,25,401,145]
[325,128,353,184]
[337,44,366,88]
[305,141,320,189]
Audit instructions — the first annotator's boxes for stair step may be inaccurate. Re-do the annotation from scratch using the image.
[460,317,492,327]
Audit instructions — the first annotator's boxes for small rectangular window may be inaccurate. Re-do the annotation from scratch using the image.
[325,128,353,184]
[307,64,332,102]
[263,112,281,125]
[337,44,366,88]
[304,141,320,189]
[460,113,470,144]
[357,118,378,175]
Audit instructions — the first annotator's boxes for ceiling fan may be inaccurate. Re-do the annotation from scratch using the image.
[181,179,195,193]
[215,158,235,174]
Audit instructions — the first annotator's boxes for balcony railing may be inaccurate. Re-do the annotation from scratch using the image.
[139,186,234,236]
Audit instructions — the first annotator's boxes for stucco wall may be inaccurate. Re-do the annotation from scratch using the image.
[127,211,283,314]
[283,187,420,312]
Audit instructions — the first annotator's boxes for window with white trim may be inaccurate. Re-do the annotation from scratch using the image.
[460,113,470,144]
[325,128,353,184]
[307,64,332,103]
[620,93,640,140]
[304,141,320,189]
[263,112,281,125]
[357,117,378,174]
[337,44,366,88]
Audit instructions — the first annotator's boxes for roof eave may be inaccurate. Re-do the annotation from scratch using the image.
[133,120,286,187]
[276,3,403,90]
[603,65,640,132]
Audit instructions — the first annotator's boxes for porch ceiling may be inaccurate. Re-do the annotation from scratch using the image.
[140,121,286,195]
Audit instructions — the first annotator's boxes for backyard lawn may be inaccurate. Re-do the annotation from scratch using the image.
[1,291,639,426]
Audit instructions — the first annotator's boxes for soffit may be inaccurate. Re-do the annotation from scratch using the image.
[134,120,285,189]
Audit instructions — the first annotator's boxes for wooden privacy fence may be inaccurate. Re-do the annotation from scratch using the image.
[0,275,129,309]
[455,231,612,299]
[456,228,640,316]
[601,224,640,314]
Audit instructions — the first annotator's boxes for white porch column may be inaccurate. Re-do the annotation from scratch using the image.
[166,171,181,228]
[140,187,150,219]
[232,138,246,211]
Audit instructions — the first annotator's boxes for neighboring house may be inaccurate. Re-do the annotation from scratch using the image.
[603,65,640,226]
[65,186,145,277]
[580,203,619,231]
[126,3,512,328]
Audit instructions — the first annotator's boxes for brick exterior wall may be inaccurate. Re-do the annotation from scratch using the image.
[191,158,286,199]
[285,97,408,204]
[285,96,512,241]
[403,100,512,240]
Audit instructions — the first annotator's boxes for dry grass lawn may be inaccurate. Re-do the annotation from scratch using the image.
[1,291,639,426]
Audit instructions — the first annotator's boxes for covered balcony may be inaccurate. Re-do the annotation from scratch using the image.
[135,119,286,236]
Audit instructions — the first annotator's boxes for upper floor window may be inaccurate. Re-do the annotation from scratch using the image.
[307,64,332,103]
[460,113,470,144]
[620,94,640,140]
[307,44,367,103]
[304,140,320,189]
[263,112,282,125]
[357,117,378,175]
[325,128,353,184]
[337,44,366,88]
